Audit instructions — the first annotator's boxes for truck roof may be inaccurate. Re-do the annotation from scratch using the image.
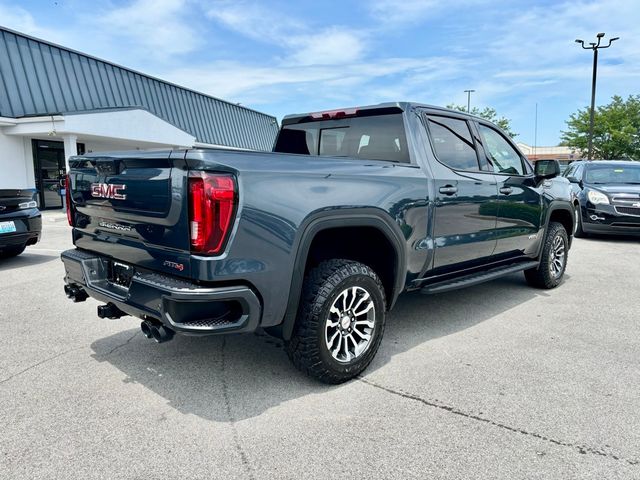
[281,101,485,125]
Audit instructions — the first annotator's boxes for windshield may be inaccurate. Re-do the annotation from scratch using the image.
[584,164,640,184]
[274,114,409,163]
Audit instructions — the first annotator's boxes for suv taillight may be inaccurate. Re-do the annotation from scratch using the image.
[188,172,237,255]
[65,174,74,226]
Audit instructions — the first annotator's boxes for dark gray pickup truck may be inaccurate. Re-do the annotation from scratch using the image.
[61,102,574,383]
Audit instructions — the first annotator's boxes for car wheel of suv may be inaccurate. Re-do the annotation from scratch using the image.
[0,244,26,259]
[286,259,386,384]
[524,221,568,289]
[574,203,587,238]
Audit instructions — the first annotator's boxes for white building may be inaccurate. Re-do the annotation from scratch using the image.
[516,142,579,162]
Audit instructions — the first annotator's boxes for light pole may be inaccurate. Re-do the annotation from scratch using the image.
[575,33,619,159]
[464,89,475,113]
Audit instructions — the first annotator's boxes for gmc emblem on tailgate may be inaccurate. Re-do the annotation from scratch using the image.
[91,183,127,200]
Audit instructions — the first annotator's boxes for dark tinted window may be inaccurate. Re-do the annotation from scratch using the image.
[478,124,525,175]
[274,114,409,163]
[426,116,479,170]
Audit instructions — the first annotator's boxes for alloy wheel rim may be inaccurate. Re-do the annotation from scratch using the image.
[325,286,375,363]
[549,235,566,278]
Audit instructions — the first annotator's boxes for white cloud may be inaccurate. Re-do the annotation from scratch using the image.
[289,29,365,65]
[0,4,73,45]
[205,1,302,43]
[368,0,442,24]
[97,0,202,58]
[162,55,465,109]
[367,0,488,25]
[205,1,367,66]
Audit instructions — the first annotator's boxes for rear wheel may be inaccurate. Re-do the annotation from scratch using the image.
[286,259,386,384]
[0,244,26,259]
[525,222,568,289]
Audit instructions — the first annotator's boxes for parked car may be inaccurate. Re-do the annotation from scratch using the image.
[60,102,575,383]
[564,160,640,237]
[0,189,42,258]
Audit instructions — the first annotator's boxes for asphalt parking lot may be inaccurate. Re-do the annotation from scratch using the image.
[1,212,639,480]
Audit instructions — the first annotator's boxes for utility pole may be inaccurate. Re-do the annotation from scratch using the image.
[534,103,538,160]
[575,33,619,159]
[464,89,475,113]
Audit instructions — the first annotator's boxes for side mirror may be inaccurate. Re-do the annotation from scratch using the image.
[566,176,580,183]
[534,159,561,180]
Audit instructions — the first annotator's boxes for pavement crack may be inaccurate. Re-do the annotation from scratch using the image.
[0,347,83,386]
[358,376,638,466]
[94,330,140,358]
[221,337,255,480]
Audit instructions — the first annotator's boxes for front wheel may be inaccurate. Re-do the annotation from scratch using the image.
[286,259,386,384]
[524,222,568,289]
[574,203,587,238]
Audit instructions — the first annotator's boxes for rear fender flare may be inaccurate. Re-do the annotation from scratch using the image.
[280,209,406,340]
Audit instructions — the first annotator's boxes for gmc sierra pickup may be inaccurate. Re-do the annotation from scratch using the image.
[61,102,574,383]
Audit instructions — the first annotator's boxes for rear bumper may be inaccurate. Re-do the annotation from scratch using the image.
[0,210,41,248]
[61,248,262,335]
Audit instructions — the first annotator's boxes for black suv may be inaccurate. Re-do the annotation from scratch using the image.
[564,160,640,237]
[0,189,42,258]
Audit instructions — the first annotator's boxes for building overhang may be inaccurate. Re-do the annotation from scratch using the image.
[1,108,196,148]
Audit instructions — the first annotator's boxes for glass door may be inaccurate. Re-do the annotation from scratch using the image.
[32,140,85,209]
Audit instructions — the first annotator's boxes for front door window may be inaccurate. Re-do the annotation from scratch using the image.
[477,125,525,176]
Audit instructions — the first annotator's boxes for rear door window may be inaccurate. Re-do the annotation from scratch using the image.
[426,116,480,170]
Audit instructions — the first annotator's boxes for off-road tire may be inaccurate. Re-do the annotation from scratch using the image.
[0,244,26,259]
[525,222,568,289]
[286,259,386,384]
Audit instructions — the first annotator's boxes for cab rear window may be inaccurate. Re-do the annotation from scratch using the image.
[274,114,409,163]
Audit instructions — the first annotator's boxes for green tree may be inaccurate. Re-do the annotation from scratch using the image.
[446,104,517,138]
[560,95,640,160]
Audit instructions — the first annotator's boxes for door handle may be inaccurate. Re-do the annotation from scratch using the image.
[439,185,458,195]
[499,187,513,195]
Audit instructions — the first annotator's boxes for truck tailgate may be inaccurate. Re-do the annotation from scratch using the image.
[67,150,192,278]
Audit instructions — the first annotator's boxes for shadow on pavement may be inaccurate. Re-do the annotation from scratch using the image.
[579,234,639,243]
[91,272,553,422]
[0,252,58,271]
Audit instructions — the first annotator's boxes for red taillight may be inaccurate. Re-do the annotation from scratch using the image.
[65,174,74,226]
[188,172,237,255]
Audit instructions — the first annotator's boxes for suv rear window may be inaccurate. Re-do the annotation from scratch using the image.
[274,114,409,163]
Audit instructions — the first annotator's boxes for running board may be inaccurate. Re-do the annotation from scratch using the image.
[420,261,539,295]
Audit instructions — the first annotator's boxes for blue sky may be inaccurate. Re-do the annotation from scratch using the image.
[1,0,638,146]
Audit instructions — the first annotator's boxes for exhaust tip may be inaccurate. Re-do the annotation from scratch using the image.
[150,324,175,344]
[64,284,88,302]
[140,320,154,339]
